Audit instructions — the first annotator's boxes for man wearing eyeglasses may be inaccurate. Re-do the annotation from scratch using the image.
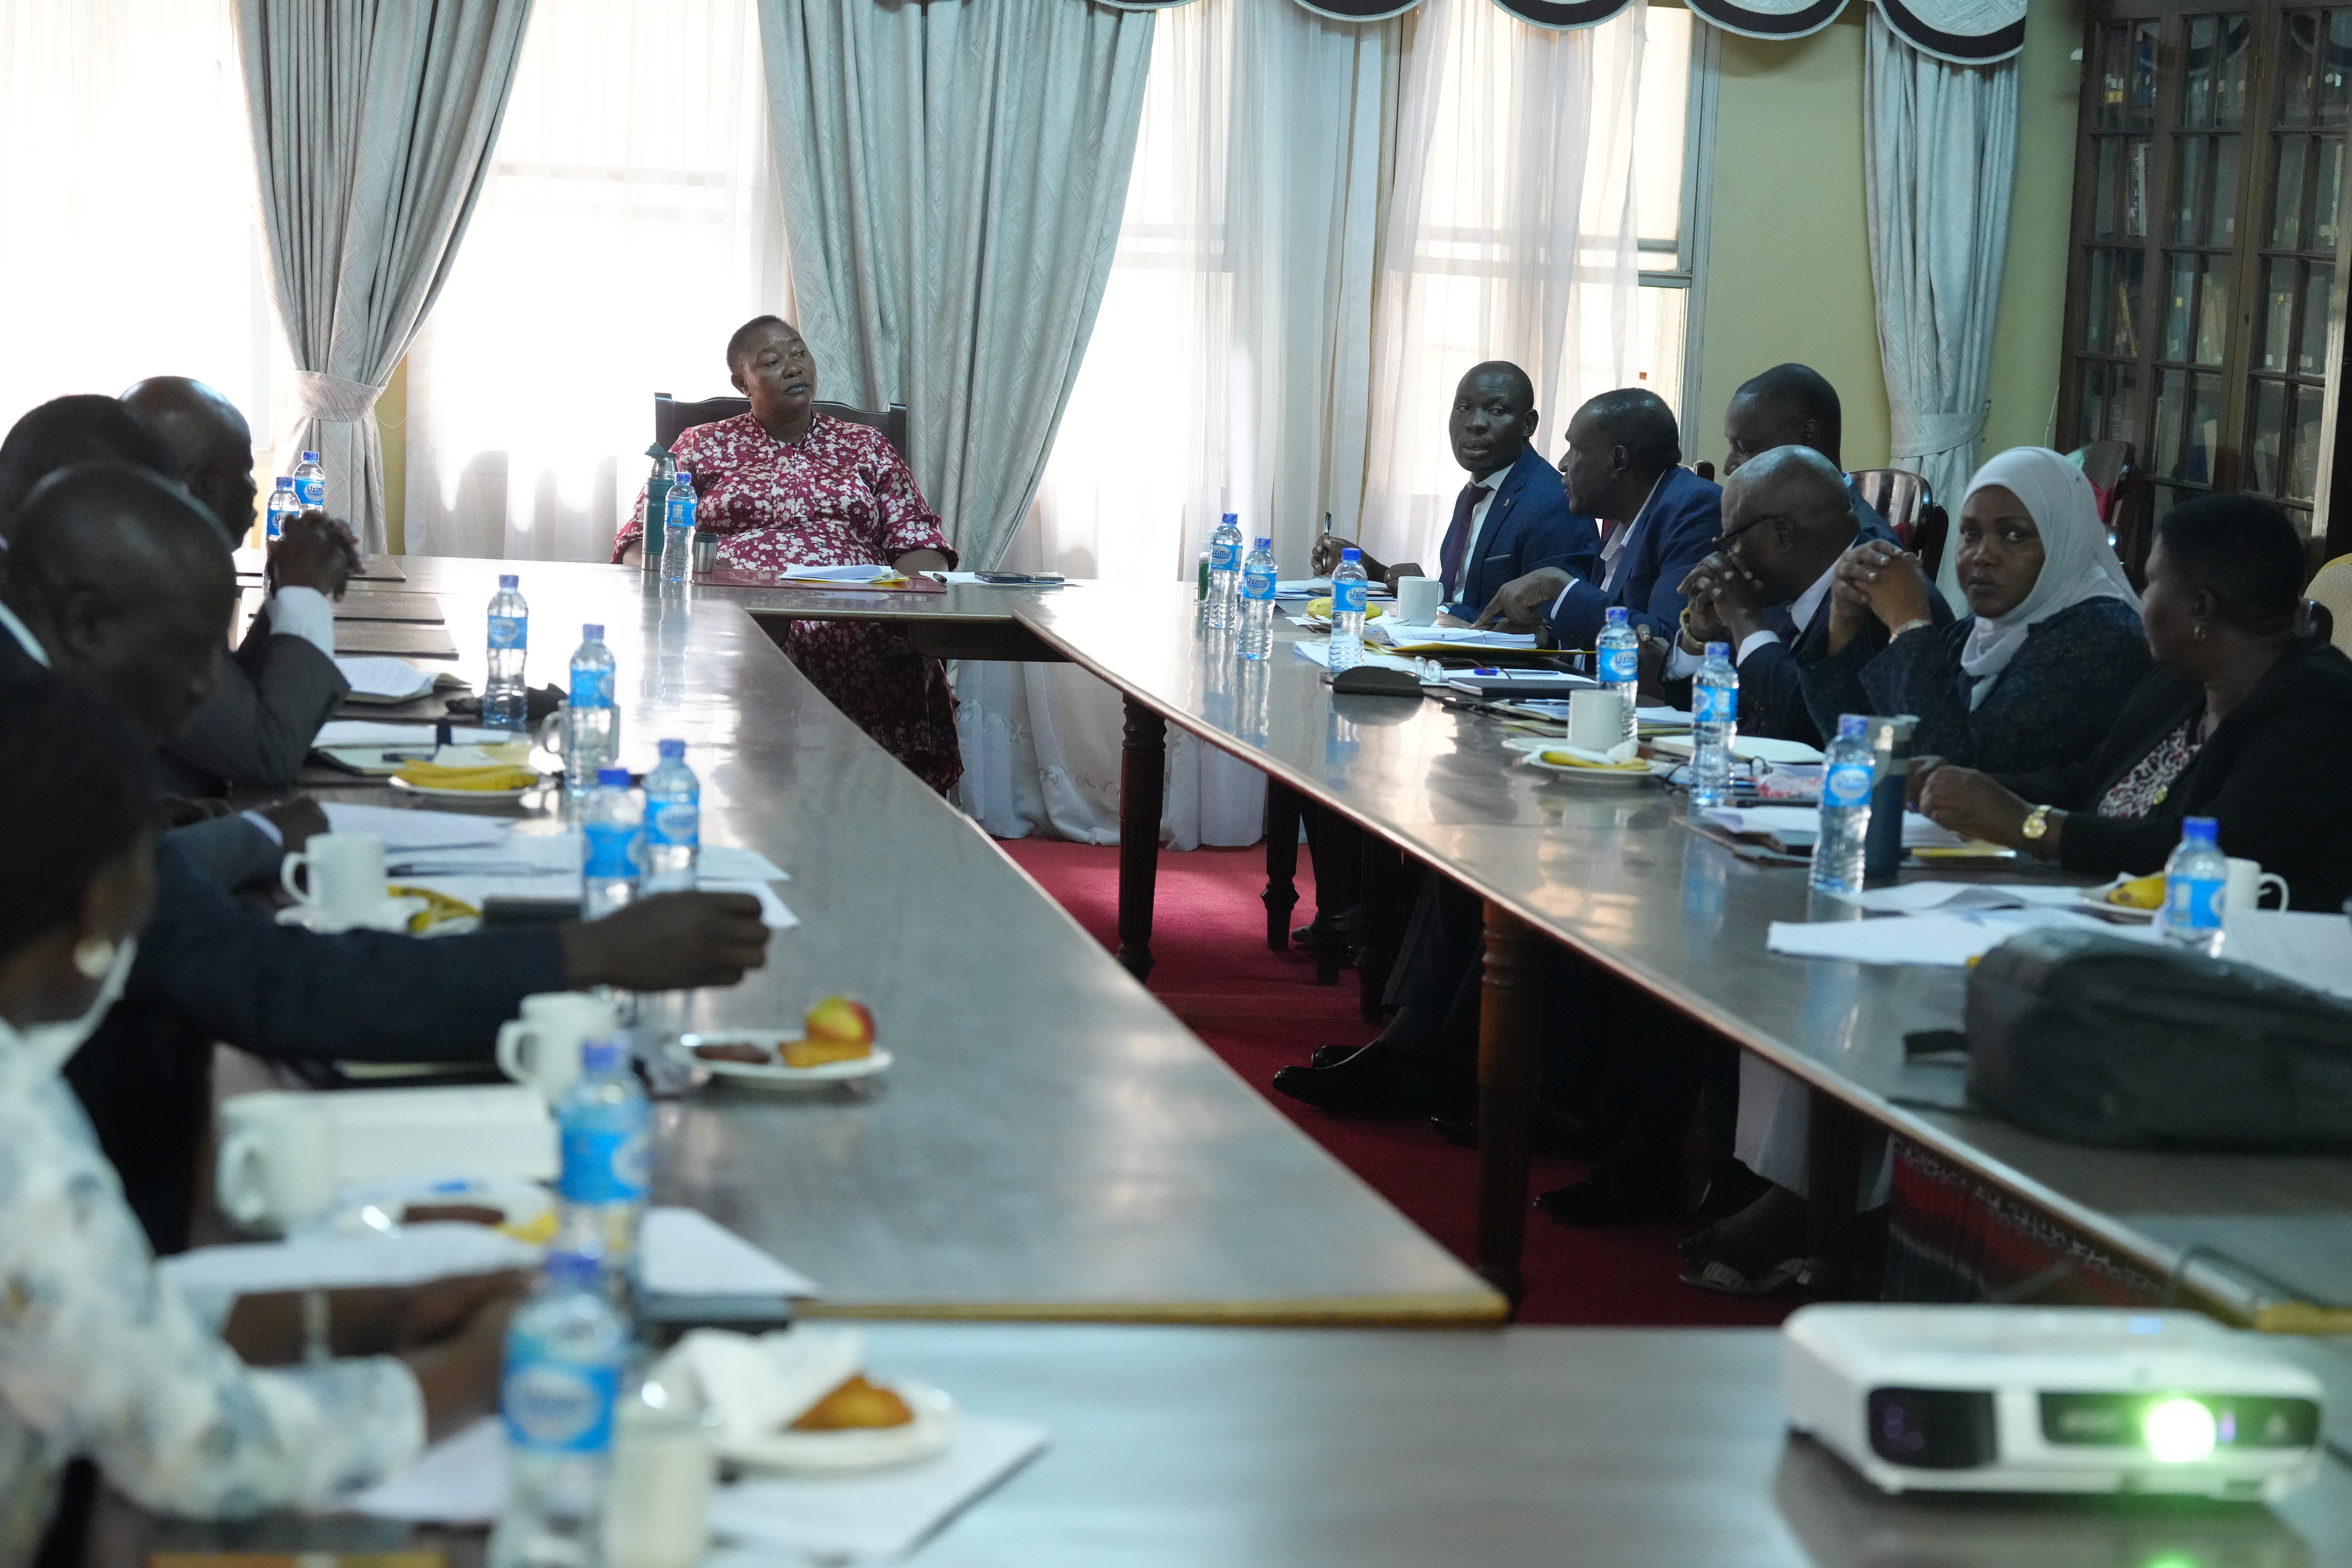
[1663,443,1942,745]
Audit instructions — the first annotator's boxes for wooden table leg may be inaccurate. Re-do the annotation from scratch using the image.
[1356,837,1401,1022]
[1117,698,1166,983]
[1261,782,1303,951]
[1475,901,1541,1308]
[1805,1090,1869,1298]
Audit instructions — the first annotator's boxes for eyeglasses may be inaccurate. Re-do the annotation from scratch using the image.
[1708,514,1784,553]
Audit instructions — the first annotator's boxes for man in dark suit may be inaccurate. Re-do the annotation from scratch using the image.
[1311,361,1596,607]
[1720,361,1889,536]
[0,464,771,1252]
[1467,388,1721,645]
[122,377,358,795]
[1662,443,1942,746]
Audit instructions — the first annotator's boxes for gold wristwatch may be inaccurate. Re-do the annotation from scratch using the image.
[2020,804,2053,843]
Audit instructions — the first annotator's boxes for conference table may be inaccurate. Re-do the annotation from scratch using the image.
[119,1322,2352,1566]
[271,556,1502,1325]
[598,569,2352,1331]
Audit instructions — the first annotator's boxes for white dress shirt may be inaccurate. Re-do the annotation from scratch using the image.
[267,585,337,660]
[1548,471,1666,621]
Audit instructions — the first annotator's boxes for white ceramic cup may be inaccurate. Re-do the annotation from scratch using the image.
[2225,857,2290,928]
[606,1394,716,1568]
[497,991,619,1102]
[1567,688,1628,752]
[1393,575,1443,625]
[217,1094,339,1231]
[281,833,388,928]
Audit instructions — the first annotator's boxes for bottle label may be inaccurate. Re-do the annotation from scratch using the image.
[647,801,699,848]
[665,495,696,532]
[1693,686,1737,726]
[559,1120,649,1204]
[488,615,526,651]
[1824,760,1874,808]
[294,475,324,508]
[583,820,638,879]
[502,1354,620,1454]
[2166,874,2224,931]
[1242,565,1277,602]
[1598,647,1639,685]
[571,668,612,709]
[1210,539,1240,571]
[1334,580,1368,616]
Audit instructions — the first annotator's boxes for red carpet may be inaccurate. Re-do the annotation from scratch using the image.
[996,836,1797,1328]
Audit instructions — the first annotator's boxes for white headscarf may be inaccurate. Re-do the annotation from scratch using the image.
[0,937,137,1078]
[1955,447,2140,710]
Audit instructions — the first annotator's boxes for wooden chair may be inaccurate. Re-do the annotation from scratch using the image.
[1847,469,1933,548]
[1911,503,1951,580]
[1693,460,1715,483]
[2071,439,2133,517]
[653,393,910,458]
[2106,462,2156,589]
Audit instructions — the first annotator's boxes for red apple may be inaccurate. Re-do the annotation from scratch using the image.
[804,994,875,1048]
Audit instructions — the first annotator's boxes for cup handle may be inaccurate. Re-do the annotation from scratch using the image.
[2261,873,2290,910]
[280,852,311,905]
[217,1127,270,1226]
[495,1021,537,1084]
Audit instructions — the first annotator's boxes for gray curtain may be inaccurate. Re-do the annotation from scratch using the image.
[757,0,1156,570]
[237,0,534,551]
[1863,5,2019,598]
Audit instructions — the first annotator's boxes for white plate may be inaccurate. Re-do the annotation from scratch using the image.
[390,777,543,801]
[678,1033,893,1088]
[719,1379,955,1473]
[1520,754,1674,785]
[2079,876,2160,922]
[275,895,430,933]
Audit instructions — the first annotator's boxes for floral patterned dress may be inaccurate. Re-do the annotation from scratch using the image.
[0,1041,422,1558]
[614,413,964,794]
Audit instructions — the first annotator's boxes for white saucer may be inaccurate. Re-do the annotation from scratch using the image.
[390,777,542,801]
[678,1033,893,1088]
[275,895,430,933]
[718,1379,956,1473]
[1520,754,1674,786]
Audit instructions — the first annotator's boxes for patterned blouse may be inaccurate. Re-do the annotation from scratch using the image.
[614,413,963,793]
[2095,715,2204,819]
[0,1045,422,1558]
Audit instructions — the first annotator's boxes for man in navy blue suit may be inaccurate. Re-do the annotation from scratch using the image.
[1467,388,1720,645]
[1720,361,1889,537]
[1311,361,1595,610]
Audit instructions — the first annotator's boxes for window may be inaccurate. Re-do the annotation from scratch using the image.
[2064,2,2351,540]
[1634,5,1705,422]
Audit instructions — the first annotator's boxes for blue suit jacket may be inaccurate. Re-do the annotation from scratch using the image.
[1543,465,1723,647]
[1442,447,1599,620]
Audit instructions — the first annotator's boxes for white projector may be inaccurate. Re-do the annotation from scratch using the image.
[1783,1304,2326,1500]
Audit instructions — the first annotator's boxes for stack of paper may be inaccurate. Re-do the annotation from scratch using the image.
[316,720,516,749]
[1366,622,1536,650]
[335,655,455,703]
[1701,804,1966,849]
[1823,881,2089,914]
[1767,907,2149,967]
[1290,643,1443,682]
[778,563,906,585]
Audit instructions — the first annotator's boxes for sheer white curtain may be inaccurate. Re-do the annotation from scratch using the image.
[0,0,295,476]
[957,0,1400,846]
[1358,0,1646,569]
[404,0,791,563]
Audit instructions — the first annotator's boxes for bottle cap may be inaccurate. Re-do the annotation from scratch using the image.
[581,1035,628,1073]
[1606,606,1629,624]
[676,470,692,484]
[1222,512,1237,526]
[273,477,294,490]
[583,623,604,640]
[658,738,686,759]
[1705,641,1729,658]
[1340,548,1361,562]
[1255,537,1272,549]
[1839,713,1868,740]
[540,1248,604,1290]
[2183,816,2219,842]
[300,451,319,463]
[498,574,519,588]
[597,765,632,787]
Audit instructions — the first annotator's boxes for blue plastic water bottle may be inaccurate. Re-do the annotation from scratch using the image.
[1328,548,1369,673]
[484,575,529,732]
[661,471,697,583]
[640,739,699,895]
[264,477,298,541]
[1207,512,1243,631]
[565,625,619,807]
[1238,537,1277,661]
[555,1034,650,1269]
[1597,606,1641,745]
[291,450,325,510]
[489,1242,628,1568]
[1690,641,1740,809]
[1811,714,1875,894]
[2159,816,2228,957]
[582,767,640,921]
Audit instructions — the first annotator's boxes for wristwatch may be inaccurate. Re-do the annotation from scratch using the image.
[2020,804,2053,843]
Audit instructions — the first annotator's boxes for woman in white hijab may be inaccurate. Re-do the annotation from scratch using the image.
[1810,446,2151,774]
[0,672,515,1564]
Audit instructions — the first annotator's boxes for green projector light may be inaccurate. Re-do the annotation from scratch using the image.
[2143,1396,2219,1463]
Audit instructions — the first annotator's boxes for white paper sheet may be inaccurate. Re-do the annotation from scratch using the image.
[1653,735,1826,765]
[1702,804,1964,848]
[640,1207,821,1300]
[2221,910,2352,1000]
[1767,908,2150,967]
[1826,881,2092,914]
[340,1417,506,1522]
[160,1224,541,1298]
[1366,622,1536,649]
[703,1416,1050,1564]
[316,720,514,748]
[1288,642,1432,679]
[322,803,509,850]
[334,655,440,700]
[779,563,900,583]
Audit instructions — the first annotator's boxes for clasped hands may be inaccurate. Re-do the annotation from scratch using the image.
[1825,539,1935,656]
[1674,549,1768,653]
[267,510,364,599]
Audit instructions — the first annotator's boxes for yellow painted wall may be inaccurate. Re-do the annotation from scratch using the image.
[380,358,408,554]
[1691,1,2084,476]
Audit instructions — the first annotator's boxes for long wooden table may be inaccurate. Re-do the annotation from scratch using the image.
[123,1323,2352,1566]
[288,559,1503,1324]
[641,571,2352,1325]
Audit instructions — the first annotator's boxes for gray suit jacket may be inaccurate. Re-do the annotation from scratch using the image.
[159,602,348,793]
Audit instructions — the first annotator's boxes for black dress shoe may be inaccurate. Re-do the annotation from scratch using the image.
[1272,1045,1427,1115]
[1691,1162,1771,1226]
[1534,1162,1685,1225]
[1429,1099,1599,1159]
[1291,904,1363,956]
[1310,1042,1371,1069]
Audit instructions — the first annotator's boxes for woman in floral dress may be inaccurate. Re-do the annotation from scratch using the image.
[616,317,962,793]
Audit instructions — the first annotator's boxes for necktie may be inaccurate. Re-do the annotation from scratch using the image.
[1438,483,1492,598]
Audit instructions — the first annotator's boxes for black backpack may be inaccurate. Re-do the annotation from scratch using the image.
[1965,926,2352,1149]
